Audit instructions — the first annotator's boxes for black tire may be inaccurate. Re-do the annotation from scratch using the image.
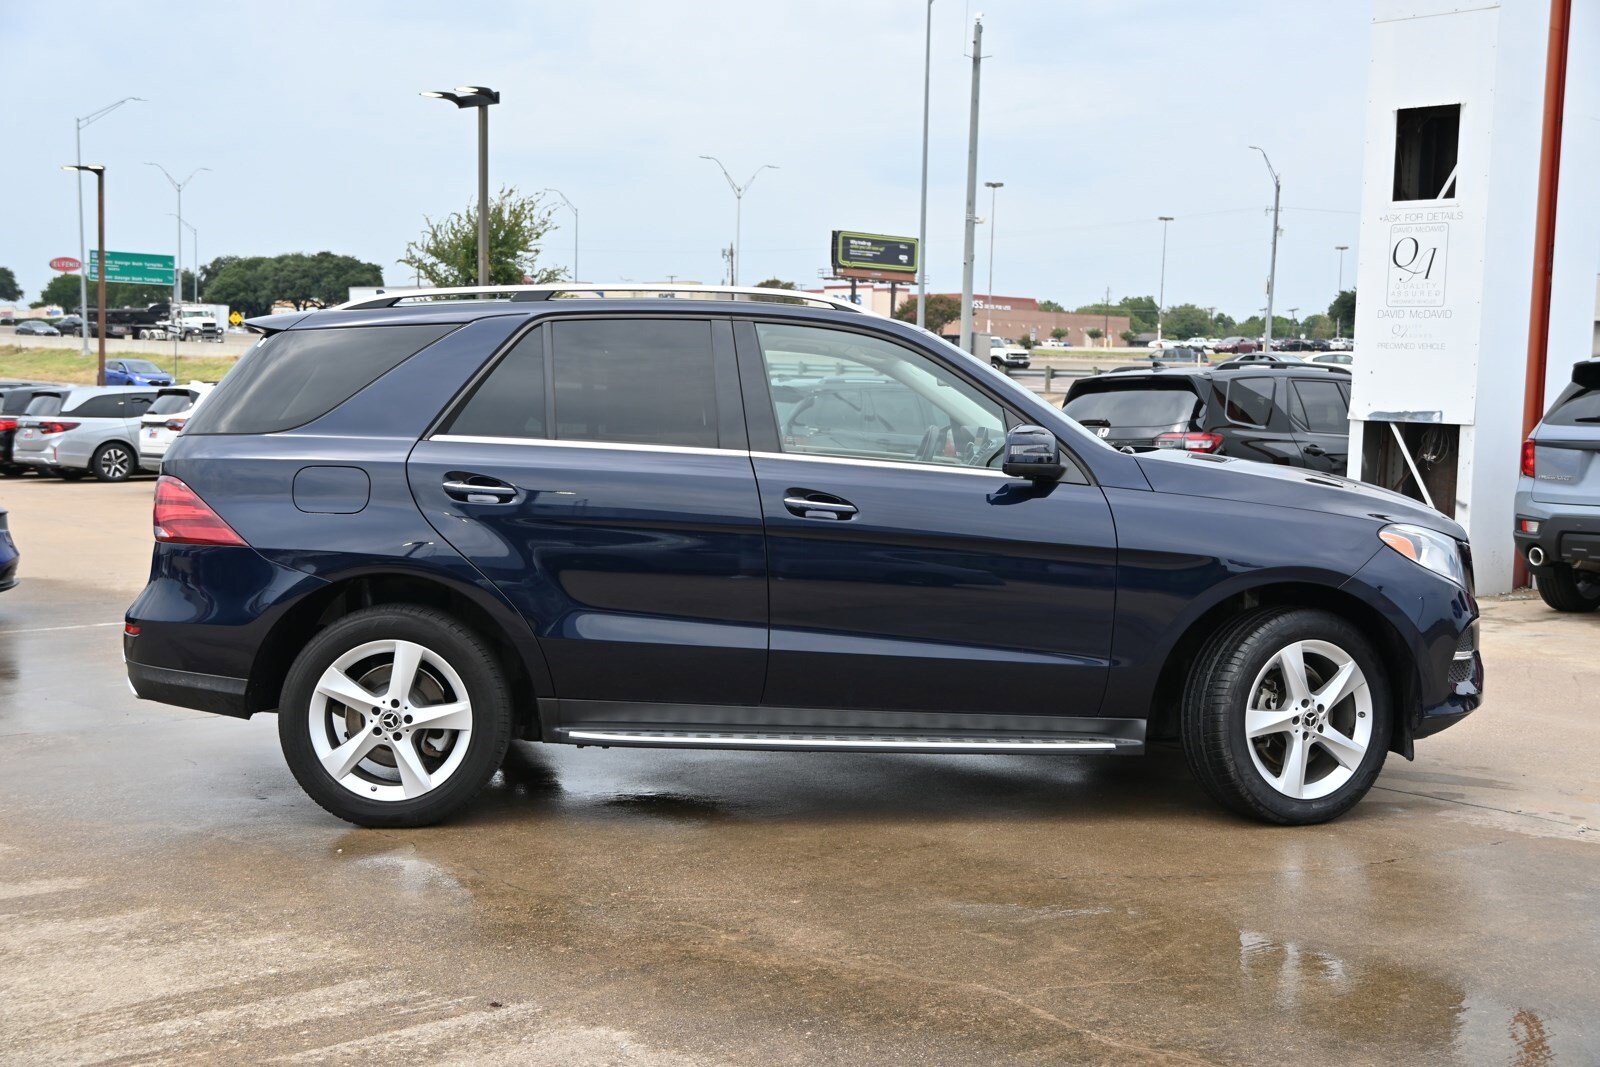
[1180,607,1391,825]
[90,441,136,482]
[278,605,514,827]
[57,469,85,481]
[1534,563,1600,613]
[0,466,22,478]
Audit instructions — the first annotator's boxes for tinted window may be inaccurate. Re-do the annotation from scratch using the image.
[1290,379,1348,434]
[122,360,162,374]
[1546,386,1600,426]
[552,319,717,447]
[3,391,46,415]
[443,328,547,439]
[147,392,197,416]
[1064,386,1200,427]
[65,393,154,418]
[185,324,455,435]
[24,395,63,416]
[757,323,1005,468]
[1225,377,1276,427]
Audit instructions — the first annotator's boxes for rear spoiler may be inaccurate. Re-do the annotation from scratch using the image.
[243,311,317,336]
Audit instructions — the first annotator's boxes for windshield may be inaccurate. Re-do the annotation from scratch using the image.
[122,360,163,374]
[1064,386,1200,427]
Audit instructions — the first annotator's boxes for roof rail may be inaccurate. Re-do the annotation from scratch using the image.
[336,283,874,315]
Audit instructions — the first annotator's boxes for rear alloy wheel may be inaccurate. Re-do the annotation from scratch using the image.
[1534,563,1600,613]
[91,442,136,482]
[279,606,512,827]
[1182,608,1390,824]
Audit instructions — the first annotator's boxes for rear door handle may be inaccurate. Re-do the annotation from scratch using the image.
[783,492,858,520]
[443,478,519,504]
[1303,444,1326,457]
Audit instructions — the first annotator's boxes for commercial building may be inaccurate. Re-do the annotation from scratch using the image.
[803,284,1133,347]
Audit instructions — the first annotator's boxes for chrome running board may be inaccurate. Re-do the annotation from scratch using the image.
[563,729,1128,752]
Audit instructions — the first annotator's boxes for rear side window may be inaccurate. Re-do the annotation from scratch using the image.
[24,395,64,417]
[1289,379,1349,434]
[147,392,196,416]
[552,319,717,447]
[185,324,455,435]
[1225,377,1276,427]
[65,394,154,418]
[443,328,546,439]
[1545,386,1600,426]
[3,391,45,415]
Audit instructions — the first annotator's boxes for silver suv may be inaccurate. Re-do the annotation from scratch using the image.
[13,386,157,482]
[1515,357,1600,611]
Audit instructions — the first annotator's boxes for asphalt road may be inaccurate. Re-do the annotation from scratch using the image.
[1,476,1596,1065]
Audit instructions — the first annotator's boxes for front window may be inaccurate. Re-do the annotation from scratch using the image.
[122,360,163,375]
[756,322,1005,469]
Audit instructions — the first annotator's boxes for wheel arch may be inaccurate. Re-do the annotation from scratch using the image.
[245,569,549,741]
[1145,580,1420,758]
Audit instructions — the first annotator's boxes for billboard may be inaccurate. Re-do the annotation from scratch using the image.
[830,231,918,279]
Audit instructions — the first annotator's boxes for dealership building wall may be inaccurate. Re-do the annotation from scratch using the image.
[805,285,1133,346]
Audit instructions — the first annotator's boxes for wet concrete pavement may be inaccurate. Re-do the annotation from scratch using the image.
[1,477,1596,1065]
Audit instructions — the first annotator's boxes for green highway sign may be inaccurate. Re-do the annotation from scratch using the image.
[87,250,175,286]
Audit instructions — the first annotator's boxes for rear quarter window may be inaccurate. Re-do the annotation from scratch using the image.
[1224,377,1276,427]
[64,394,154,419]
[185,324,456,435]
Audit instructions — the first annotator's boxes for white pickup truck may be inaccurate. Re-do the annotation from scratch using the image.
[987,336,1031,370]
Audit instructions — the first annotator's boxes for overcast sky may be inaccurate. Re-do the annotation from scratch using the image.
[4,1,1368,319]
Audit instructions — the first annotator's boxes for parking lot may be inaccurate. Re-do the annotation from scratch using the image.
[1,474,1597,1065]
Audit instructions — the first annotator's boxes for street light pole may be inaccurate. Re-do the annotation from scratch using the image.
[63,165,107,385]
[1248,146,1282,354]
[145,163,209,365]
[1156,215,1174,341]
[1334,244,1350,338]
[983,181,1003,335]
[699,156,778,286]
[542,188,579,281]
[421,86,501,286]
[917,0,933,328]
[74,97,142,356]
[958,15,984,355]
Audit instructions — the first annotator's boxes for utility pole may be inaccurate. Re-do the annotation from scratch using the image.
[1103,284,1110,348]
[917,0,933,329]
[1156,215,1174,341]
[984,180,1003,335]
[1334,244,1350,338]
[1250,146,1282,354]
[958,15,983,355]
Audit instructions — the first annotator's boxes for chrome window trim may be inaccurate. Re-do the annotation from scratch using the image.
[749,450,1011,479]
[429,434,735,458]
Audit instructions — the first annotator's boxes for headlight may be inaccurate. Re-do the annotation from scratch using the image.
[1378,523,1467,588]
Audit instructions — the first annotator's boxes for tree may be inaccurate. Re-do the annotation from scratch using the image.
[893,294,961,334]
[399,186,563,287]
[30,272,193,310]
[1038,299,1064,313]
[1120,329,1138,345]
[1160,304,1212,340]
[201,253,382,315]
[1301,313,1334,340]
[1018,335,1035,349]
[1210,312,1237,335]
[754,277,797,290]
[1049,327,1067,341]
[1328,289,1356,336]
[1085,327,1104,343]
[1236,315,1264,338]
[0,267,20,303]
[203,257,275,317]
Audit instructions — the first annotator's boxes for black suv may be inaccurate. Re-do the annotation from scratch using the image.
[1062,360,1352,472]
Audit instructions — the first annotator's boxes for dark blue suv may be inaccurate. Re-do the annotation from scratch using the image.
[124,286,1483,828]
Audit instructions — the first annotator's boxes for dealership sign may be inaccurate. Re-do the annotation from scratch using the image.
[49,256,82,272]
[87,250,175,286]
[830,231,918,277]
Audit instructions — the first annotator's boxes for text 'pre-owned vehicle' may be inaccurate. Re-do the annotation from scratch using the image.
[123,285,1482,829]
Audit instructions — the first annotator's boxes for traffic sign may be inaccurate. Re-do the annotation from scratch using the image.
[49,256,82,273]
[87,250,175,286]
[228,310,243,326]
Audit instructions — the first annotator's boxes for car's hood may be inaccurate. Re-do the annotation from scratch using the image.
[1135,450,1467,540]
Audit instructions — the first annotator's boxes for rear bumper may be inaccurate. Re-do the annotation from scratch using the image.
[126,660,250,718]
[1512,492,1600,568]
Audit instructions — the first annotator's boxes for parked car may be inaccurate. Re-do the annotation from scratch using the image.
[0,505,15,592]
[1231,351,1306,364]
[138,384,214,470]
[1140,345,1207,365]
[986,336,1030,371]
[1328,338,1355,352]
[15,321,61,337]
[1183,337,1216,352]
[1214,336,1259,354]
[105,359,175,387]
[1062,360,1352,472]
[12,386,157,481]
[123,284,1480,829]
[1308,352,1354,366]
[1515,357,1600,611]
[0,383,67,477]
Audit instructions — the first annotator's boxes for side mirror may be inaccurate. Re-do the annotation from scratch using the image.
[1002,425,1064,481]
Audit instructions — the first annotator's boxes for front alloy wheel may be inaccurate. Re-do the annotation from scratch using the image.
[92,442,135,482]
[279,605,513,827]
[1182,608,1390,824]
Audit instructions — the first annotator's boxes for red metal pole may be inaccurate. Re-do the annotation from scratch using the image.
[1516,0,1571,587]
[96,171,107,388]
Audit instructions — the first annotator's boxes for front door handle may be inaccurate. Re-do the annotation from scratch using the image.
[1303,444,1326,457]
[443,477,519,504]
[783,492,858,520]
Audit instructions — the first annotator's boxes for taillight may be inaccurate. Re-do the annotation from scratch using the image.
[153,475,247,546]
[1520,439,1536,478]
[164,417,187,432]
[0,417,15,432]
[37,421,80,435]
[1155,431,1225,453]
